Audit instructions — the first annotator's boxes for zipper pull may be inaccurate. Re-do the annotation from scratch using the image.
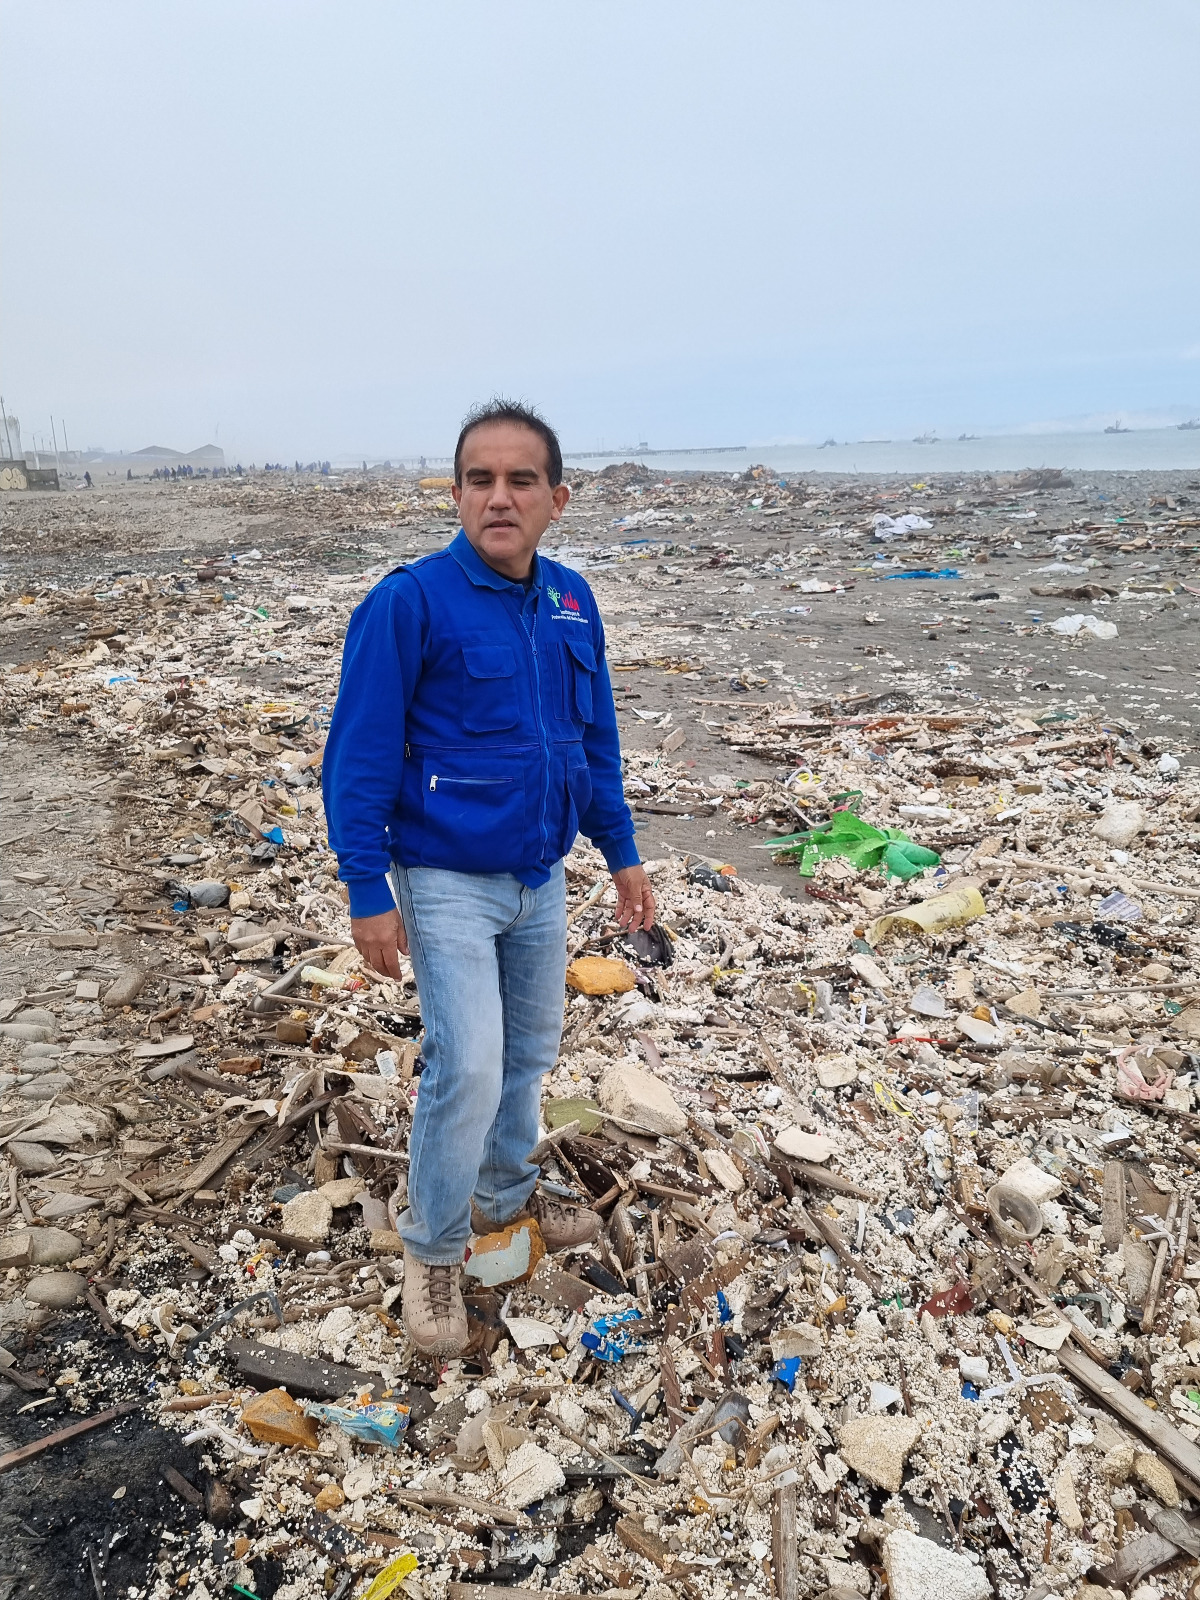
[405,741,411,758]
[429,774,438,791]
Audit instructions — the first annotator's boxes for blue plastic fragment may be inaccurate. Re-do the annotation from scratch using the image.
[172,899,189,913]
[610,1385,642,1428]
[264,825,286,845]
[580,1308,646,1363]
[716,1290,733,1325]
[772,1356,802,1392]
[303,1401,410,1449]
[879,568,964,581]
[961,1381,980,1401]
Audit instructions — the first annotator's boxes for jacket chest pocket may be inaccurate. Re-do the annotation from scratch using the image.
[558,633,597,725]
[461,644,519,732]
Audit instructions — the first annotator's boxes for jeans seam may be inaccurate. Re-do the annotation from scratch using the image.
[393,867,443,1248]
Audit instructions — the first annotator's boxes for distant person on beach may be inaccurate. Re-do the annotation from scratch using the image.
[324,398,654,1362]
[83,471,92,488]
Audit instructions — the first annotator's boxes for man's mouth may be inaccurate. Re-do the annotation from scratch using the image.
[485,519,518,532]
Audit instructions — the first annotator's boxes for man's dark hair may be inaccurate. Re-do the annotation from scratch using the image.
[454,397,563,488]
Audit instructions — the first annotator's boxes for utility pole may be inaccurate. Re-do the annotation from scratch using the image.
[50,416,61,476]
[0,396,13,460]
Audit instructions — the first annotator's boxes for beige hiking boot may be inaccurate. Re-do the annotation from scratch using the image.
[401,1251,467,1363]
[471,1189,601,1252]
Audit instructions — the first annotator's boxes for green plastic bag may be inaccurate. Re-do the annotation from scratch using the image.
[769,809,940,881]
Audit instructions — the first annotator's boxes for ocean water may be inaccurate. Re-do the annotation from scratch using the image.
[562,427,1200,477]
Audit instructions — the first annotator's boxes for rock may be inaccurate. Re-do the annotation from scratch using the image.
[1134,1450,1180,1507]
[882,1529,990,1600]
[599,1059,687,1136]
[281,1190,333,1243]
[103,967,147,1008]
[0,1022,56,1044]
[1005,988,1042,1018]
[13,1008,57,1030]
[1141,963,1173,983]
[319,1178,364,1208]
[29,1228,85,1266]
[565,955,637,996]
[0,1233,35,1269]
[368,1229,406,1254]
[815,1055,857,1088]
[774,1126,836,1163]
[7,1141,57,1174]
[1093,801,1146,848]
[25,1271,86,1309]
[187,878,230,908]
[771,1324,825,1360]
[500,1440,566,1509]
[313,1483,344,1511]
[995,1155,1062,1204]
[17,1073,74,1100]
[241,1387,319,1449]
[839,1415,923,1493]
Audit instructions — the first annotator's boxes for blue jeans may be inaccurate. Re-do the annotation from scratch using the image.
[390,861,567,1264]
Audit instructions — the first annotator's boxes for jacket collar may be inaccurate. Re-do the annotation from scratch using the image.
[449,528,543,593]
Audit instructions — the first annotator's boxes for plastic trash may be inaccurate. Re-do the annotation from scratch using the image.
[772,1356,802,1391]
[688,860,735,892]
[1096,889,1142,922]
[359,1552,419,1600]
[866,883,986,945]
[872,513,932,539]
[580,1307,648,1363]
[986,1183,1043,1245]
[303,1401,410,1450]
[1049,613,1119,639]
[767,810,940,881]
[879,568,963,580]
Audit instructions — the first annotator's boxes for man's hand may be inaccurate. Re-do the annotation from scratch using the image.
[612,865,655,932]
[351,907,409,979]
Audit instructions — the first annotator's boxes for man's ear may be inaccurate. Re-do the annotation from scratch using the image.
[451,481,462,507]
[550,482,571,520]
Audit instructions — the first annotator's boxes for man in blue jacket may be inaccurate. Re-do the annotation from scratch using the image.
[324,399,655,1361]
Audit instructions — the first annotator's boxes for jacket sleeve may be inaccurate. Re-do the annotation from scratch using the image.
[578,607,641,873]
[323,576,427,917]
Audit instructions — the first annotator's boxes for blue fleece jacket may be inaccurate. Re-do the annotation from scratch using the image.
[323,530,640,917]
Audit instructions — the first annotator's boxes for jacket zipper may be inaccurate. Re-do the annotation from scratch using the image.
[527,602,550,858]
[429,774,513,791]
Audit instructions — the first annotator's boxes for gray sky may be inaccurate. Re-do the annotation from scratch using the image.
[3,0,1198,460]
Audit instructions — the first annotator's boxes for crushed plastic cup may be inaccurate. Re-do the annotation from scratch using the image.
[866,883,986,945]
[986,1183,1043,1246]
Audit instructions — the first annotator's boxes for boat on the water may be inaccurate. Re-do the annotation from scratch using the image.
[913,431,938,444]
[1104,421,1131,434]
[1178,418,1200,431]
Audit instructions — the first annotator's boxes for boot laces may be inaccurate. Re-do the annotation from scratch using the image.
[425,1263,457,1315]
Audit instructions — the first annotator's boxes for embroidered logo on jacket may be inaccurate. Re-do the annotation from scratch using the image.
[546,585,588,621]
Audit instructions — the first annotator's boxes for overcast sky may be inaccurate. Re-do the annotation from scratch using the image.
[2,1,1198,460]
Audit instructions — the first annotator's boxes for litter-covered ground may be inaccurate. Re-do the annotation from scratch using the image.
[2,464,1200,1600]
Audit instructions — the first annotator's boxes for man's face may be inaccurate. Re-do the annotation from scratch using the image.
[453,421,570,580]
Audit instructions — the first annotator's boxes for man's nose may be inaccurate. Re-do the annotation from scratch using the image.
[488,477,514,505]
